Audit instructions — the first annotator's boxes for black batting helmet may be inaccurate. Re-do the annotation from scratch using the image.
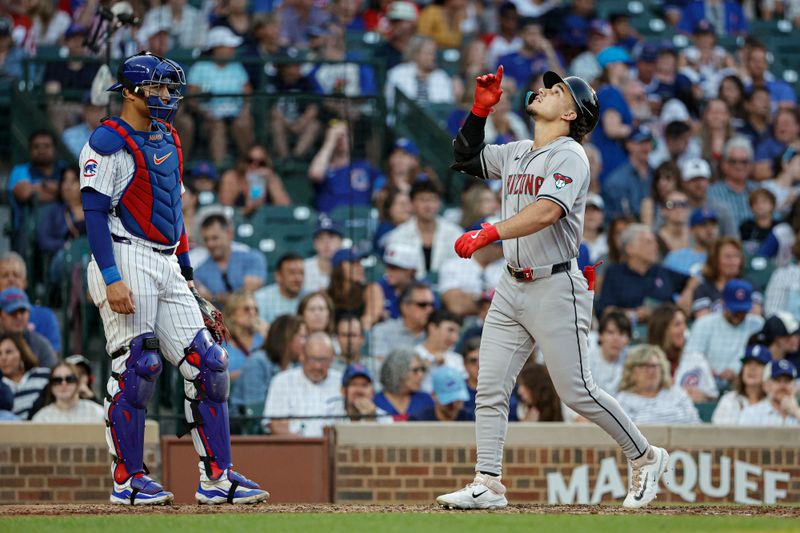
[540,71,600,134]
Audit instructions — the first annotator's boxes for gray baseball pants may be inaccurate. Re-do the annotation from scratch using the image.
[475,266,650,475]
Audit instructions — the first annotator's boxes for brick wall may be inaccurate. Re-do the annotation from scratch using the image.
[334,424,800,505]
[0,422,159,504]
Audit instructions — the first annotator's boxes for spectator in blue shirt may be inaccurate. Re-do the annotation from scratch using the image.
[708,136,757,228]
[736,86,772,149]
[753,108,800,182]
[743,40,797,112]
[194,214,267,309]
[308,121,385,214]
[410,366,474,421]
[62,97,105,159]
[597,224,692,321]
[602,126,653,219]
[592,46,634,183]
[664,208,720,276]
[556,0,597,57]
[0,17,25,80]
[496,19,562,89]
[280,0,331,49]
[374,347,434,421]
[677,1,748,36]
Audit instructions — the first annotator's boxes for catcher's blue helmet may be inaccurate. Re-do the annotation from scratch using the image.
[108,51,186,122]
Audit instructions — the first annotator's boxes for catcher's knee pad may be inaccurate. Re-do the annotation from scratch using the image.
[106,333,162,482]
[179,328,232,478]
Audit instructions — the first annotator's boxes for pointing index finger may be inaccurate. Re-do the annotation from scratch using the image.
[496,65,503,85]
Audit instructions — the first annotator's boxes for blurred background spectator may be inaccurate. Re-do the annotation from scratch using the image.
[31,361,103,423]
[0,332,50,420]
[374,347,433,420]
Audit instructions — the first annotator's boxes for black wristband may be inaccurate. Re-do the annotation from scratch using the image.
[181,266,194,281]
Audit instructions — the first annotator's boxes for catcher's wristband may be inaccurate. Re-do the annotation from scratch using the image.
[181,266,194,281]
[471,105,492,118]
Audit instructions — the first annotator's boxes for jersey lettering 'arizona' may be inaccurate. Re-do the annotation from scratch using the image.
[479,136,590,268]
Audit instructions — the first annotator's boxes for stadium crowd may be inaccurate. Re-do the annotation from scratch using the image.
[1,0,800,433]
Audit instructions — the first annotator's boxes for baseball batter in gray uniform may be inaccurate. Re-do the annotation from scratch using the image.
[436,67,669,510]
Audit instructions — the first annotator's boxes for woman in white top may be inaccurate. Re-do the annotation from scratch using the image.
[384,35,456,112]
[32,362,104,423]
[616,345,701,425]
[711,345,768,425]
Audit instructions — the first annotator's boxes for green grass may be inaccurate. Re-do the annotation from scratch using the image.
[1,513,798,533]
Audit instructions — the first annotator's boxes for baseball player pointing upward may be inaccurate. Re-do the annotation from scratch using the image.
[436,67,669,510]
[80,52,268,505]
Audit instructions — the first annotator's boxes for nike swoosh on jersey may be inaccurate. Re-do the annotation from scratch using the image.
[153,152,172,165]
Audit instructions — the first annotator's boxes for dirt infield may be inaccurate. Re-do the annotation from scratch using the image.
[1,503,798,517]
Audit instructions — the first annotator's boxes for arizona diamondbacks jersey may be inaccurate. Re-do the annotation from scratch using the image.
[479,136,590,268]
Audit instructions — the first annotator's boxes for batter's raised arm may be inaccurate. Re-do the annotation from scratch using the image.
[451,66,506,180]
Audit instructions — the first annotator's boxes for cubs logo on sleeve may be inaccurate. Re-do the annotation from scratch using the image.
[553,172,573,190]
[83,159,98,178]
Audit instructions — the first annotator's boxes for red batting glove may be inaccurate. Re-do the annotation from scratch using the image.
[454,222,500,258]
[472,65,504,118]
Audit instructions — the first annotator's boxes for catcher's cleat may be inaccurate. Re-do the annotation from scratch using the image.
[623,446,669,509]
[436,473,508,510]
[196,468,270,505]
[111,474,174,505]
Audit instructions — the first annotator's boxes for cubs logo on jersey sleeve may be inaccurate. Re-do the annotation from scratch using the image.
[84,159,99,178]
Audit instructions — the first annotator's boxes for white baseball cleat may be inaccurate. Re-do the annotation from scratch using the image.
[436,473,508,510]
[195,468,270,505]
[110,474,174,506]
[623,446,669,509]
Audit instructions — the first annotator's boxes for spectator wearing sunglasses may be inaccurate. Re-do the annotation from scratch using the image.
[370,282,434,365]
[373,347,434,421]
[218,145,291,216]
[32,362,104,423]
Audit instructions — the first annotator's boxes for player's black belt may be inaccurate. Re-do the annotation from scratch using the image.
[112,234,176,255]
[506,260,571,282]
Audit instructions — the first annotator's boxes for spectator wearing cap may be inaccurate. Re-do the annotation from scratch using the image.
[364,243,420,329]
[737,86,772,149]
[664,208,719,276]
[328,363,393,423]
[410,366,474,421]
[266,58,322,159]
[582,193,608,265]
[496,19,562,90]
[384,35,456,113]
[326,248,368,317]
[438,220,504,317]
[708,136,757,228]
[303,220,343,293]
[762,147,800,217]
[685,279,764,384]
[375,1,419,71]
[602,126,653,219]
[187,161,219,207]
[677,0,748,36]
[737,359,799,426]
[596,224,693,320]
[375,347,434,420]
[64,354,99,404]
[743,40,797,112]
[194,214,267,309]
[760,312,800,362]
[656,189,692,256]
[417,0,467,49]
[634,43,658,88]
[141,0,208,49]
[0,17,24,80]
[263,332,342,436]
[593,46,634,183]
[588,310,631,395]
[754,110,800,183]
[0,288,57,369]
[739,189,777,254]
[334,314,367,372]
[62,95,105,158]
[385,180,463,279]
[681,158,738,237]
[187,26,253,166]
[415,310,466,392]
[764,237,800,318]
[0,332,51,420]
[0,253,61,354]
[616,344,701,425]
[42,24,97,132]
[219,145,290,216]
[569,19,613,84]
[309,121,386,214]
[485,2,522,72]
[712,344,769,424]
[370,282,434,364]
[254,253,305,324]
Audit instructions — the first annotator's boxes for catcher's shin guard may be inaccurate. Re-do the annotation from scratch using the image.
[178,328,232,479]
[105,333,162,483]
